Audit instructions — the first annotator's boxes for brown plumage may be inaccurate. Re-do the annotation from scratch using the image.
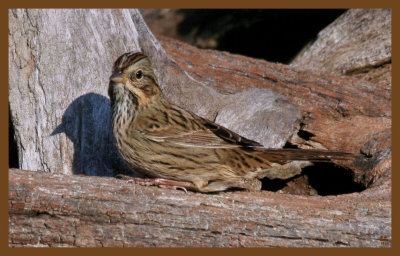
[108,51,357,192]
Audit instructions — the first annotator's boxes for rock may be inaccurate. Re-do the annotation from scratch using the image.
[216,89,301,148]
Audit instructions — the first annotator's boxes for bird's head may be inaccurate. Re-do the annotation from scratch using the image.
[108,52,161,107]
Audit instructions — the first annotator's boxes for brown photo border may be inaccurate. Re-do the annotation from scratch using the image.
[3,1,396,254]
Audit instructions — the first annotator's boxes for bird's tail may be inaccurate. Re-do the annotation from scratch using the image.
[251,148,359,164]
[247,148,360,180]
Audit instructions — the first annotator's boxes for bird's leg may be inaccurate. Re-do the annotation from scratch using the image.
[198,178,262,192]
[115,174,196,192]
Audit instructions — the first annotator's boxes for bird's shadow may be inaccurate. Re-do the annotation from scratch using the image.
[51,93,133,177]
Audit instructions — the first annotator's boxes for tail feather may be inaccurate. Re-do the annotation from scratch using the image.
[253,148,359,163]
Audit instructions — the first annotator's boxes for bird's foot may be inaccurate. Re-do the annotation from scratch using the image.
[115,175,194,192]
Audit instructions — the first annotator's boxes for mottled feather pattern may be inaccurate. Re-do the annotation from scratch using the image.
[108,52,358,192]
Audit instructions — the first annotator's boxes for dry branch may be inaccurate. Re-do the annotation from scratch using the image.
[9,168,391,247]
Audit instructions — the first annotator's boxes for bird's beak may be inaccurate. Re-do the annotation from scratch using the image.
[110,71,124,84]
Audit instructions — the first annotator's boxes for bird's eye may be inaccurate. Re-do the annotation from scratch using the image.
[135,70,143,79]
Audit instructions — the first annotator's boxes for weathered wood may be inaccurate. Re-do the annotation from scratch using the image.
[9,9,302,176]
[159,36,391,187]
[8,9,142,176]
[157,9,391,187]
[9,169,391,247]
[8,9,391,247]
[291,9,391,86]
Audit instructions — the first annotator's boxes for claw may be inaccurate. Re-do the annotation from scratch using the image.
[158,184,188,193]
[175,186,188,193]
[115,175,194,192]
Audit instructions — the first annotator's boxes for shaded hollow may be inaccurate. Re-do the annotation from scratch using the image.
[176,9,347,63]
[9,109,19,168]
[302,162,365,196]
[260,162,366,196]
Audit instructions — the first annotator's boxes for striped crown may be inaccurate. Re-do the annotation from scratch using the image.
[112,52,148,73]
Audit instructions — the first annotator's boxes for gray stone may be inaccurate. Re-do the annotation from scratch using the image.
[216,89,301,148]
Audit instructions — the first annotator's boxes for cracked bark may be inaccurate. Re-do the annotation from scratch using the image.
[9,168,391,247]
[9,9,391,247]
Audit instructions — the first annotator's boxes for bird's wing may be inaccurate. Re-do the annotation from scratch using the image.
[198,117,263,147]
[137,112,359,161]
[138,115,262,148]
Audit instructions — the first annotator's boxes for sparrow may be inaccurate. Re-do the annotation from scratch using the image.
[108,51,357,192]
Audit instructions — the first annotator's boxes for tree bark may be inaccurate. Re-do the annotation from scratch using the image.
[9,9,302,176]
[291,9,391,86]
[9,168,391,247]
[9,9,391,247]
[157,9,391,188]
